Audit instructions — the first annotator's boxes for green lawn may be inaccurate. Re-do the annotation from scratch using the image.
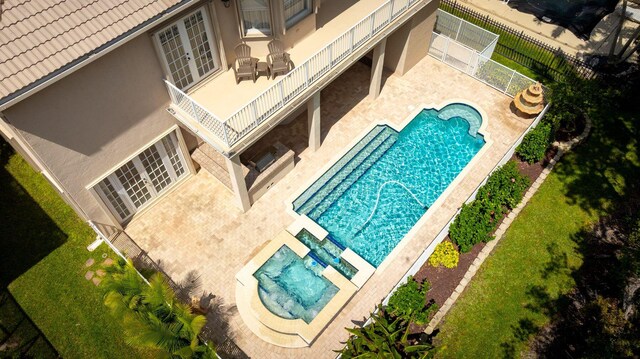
[433,82,638,357]
[491,53,541,81]
[435,157,609,357]
[1,145,155,358]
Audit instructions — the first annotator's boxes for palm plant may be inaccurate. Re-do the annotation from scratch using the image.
[338,307,434,359]
[102,260,215,358]
[101,258,146,316]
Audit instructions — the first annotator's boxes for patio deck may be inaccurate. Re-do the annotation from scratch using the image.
[125,55,533,358]
[188,0,385,120]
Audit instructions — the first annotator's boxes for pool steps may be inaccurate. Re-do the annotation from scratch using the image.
[295,126,399,218]
[293,125,388,213]
[307,130,399,219]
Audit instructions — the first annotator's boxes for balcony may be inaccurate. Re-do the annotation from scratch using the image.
[165,0,430,156]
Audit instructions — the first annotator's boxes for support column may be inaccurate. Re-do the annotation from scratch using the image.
[225,154,251,212]
[307,91,321,151]
[369,38,387,100]
[383,1,438,76]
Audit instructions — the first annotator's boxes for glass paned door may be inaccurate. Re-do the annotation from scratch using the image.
[139,145,173,193]
[115,161,153,208]
[158,24,194,89]
[157,8,220,89]
[97,132,188,223]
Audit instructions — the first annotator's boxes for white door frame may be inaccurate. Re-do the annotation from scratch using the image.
[94,131,189,223]
[155,6,221,90]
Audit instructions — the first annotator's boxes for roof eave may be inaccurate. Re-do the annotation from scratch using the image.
[0,0,197,112]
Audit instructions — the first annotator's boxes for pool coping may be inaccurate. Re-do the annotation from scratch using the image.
[235,230,358,347]
[284,99,493,272]
[286,216,377,289]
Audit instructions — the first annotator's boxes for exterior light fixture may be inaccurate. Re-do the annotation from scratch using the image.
[222,0,231,8]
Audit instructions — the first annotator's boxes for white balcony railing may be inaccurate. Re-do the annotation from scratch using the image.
[165,0,422,149]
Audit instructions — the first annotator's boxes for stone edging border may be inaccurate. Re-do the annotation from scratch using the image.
[425,115,593,334]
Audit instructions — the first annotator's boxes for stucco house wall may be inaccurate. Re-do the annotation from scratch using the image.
[3,35,182,227]
[212,0,318,66]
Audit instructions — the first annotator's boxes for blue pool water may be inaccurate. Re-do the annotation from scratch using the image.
[254,245,339,323]
[295,229,358,280]
[294,104,486,267]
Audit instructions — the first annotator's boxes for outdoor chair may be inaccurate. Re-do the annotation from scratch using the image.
[233,43,258,84]
[266,40,292,79]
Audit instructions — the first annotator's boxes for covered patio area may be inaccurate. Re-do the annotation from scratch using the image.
[125,55,533,358]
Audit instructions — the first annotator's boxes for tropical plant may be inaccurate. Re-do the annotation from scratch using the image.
[516,123,552,164]
[544,76,590,134]
[428,241,460,268]
[449,200,496,252]
[337,307,434,358]
[102,259,216,358]
[387,276,438,325]
[449,161,530,252]
[479,161,530,209]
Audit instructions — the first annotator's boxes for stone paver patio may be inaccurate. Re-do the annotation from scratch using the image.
[125,55,533,358]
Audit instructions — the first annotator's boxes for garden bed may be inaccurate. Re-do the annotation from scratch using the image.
[413,241,485,308]
[554,114,586,142]
[515,147,558,183]
[411,145,561,333]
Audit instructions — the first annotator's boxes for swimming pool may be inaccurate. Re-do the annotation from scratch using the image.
[293,103,486,267]
[254,245,339,324]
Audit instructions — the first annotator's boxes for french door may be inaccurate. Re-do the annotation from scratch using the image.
[96,132,188,223]
[156,7,220,89]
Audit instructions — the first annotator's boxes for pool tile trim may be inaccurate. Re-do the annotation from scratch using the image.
[340,248,375,288]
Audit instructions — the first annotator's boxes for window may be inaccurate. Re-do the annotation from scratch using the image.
[284,0,312,28]
[95,132,188,223]
[238,0,272,36]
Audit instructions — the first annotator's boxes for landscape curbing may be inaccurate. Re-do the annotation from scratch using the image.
[425,115,592,334]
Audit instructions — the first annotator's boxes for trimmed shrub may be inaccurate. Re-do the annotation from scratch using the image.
[386,276,437,325]
[449,161,530,252]
[479,161,531,209]
[449,201,496,252]
[428,241,460,268]
[516,123,552,164]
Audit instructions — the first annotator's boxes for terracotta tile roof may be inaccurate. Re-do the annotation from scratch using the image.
[0,0,188,106]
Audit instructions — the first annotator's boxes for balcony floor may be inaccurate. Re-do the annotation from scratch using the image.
[188,0,387,120]
[126,56,533,358]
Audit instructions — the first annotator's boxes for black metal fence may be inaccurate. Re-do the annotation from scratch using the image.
[439,0,598,81]
[0,290,59,358]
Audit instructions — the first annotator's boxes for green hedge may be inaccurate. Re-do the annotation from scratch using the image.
[516,123,553,164]
[449,161,530,252]
[386,276,438,325]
